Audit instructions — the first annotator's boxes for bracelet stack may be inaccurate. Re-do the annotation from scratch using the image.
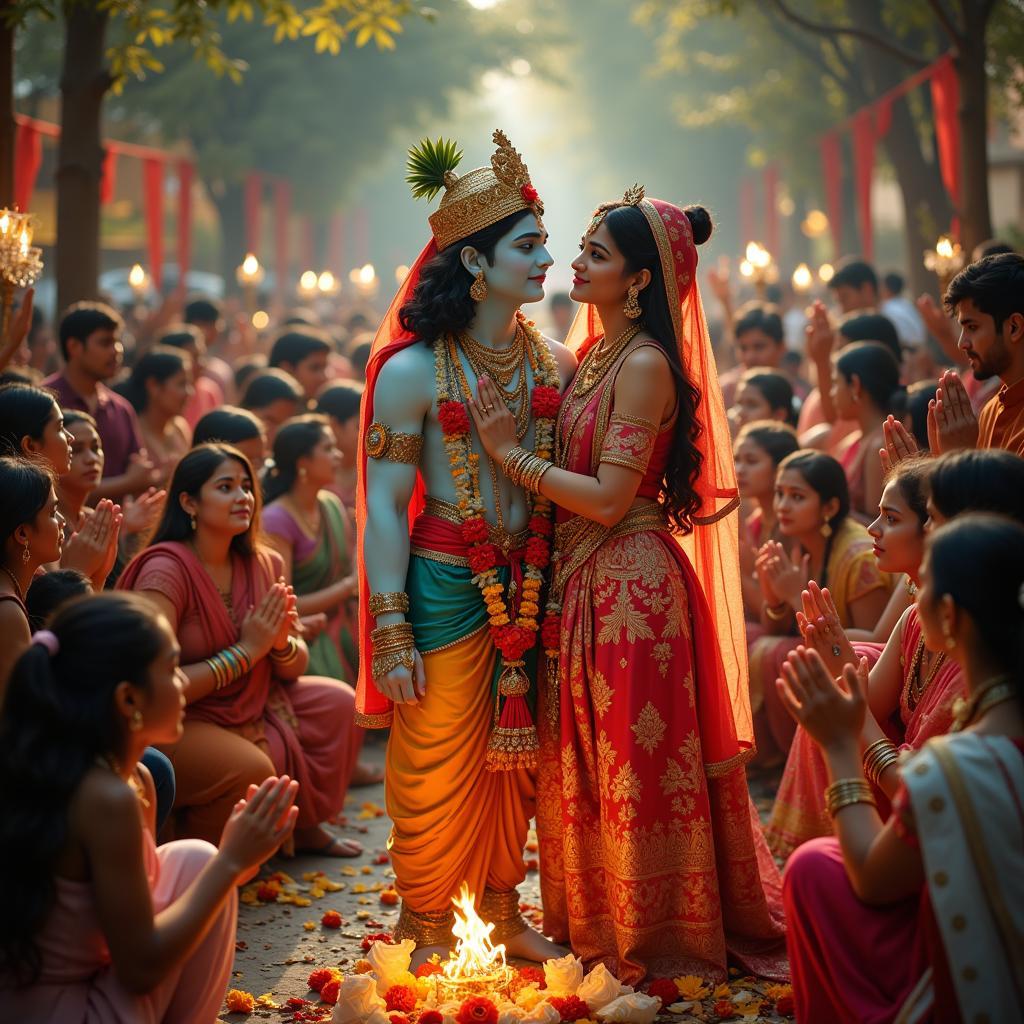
[862,738,901,786]
[502,446,552,494]
[369,591,410,618]
[824,778,877,818]
[207,642,253,691]
[269,635,301,668]
[764,601,791,621]
[371,621,416,679]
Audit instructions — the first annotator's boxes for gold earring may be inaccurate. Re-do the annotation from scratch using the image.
[129,709,144,732]
[623,283,642,320]
[189,513,197,531]
[820,518,833,538]
[942,623,955,650]
[22,542,30,564]
[470,270,488,302]
[299,467,307,479]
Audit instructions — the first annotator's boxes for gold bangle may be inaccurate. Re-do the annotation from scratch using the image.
[270,636,300,664]
[371,623,415,648]
[862,738,900,786]
[372,647,415,678]
[764,601,791,621]
[824,778,876,818]
[369,591,410,617]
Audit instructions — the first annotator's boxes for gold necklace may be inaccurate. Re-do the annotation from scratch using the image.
[1,564,24,602]
[449,335,531,443]
[951,676,1017,732]
[902,637,947,713]
[100,753,151,807]
[458,322,528,386]
[574,324,644,396]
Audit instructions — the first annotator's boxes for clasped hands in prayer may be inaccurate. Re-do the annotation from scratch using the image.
[240,578,300,661]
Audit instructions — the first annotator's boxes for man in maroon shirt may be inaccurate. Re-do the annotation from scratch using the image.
[44,302,157,500]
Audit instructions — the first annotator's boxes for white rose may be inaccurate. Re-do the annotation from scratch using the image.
[439,1001,463,1024]
[331,975,387,1024]
[543,953,584,996]
[522,1003,560,1024]
[595,993,660,1024]
[498,1007,527,1024]
[367,938,415,992]
[577,964,628,1011]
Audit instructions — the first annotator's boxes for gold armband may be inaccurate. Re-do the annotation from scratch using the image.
[599,412,658,473]
[369,591,410,617]
[365,422,423,465]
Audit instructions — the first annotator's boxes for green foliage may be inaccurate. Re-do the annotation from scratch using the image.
[406,137,463,200]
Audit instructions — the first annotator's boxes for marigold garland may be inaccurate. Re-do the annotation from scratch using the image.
[435,312,560,770]
[385,984,419,1012]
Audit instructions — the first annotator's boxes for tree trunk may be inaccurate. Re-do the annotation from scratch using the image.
[210,177,246,296]
[955,24,992,253]
[56,2,111,313]
[0,5,14,207]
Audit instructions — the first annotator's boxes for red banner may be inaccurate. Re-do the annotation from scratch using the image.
[301,216,315,272]
[244,172,263,256]
[100,150,117,205]
[851,109,877,262]
[763,163,780,260]
[930,54,961,230]
[329,212,345,275]
[14,122,42,210]
[819,132,843,259]
[177,160,193,288]
[274,179,292,303]
[142,157,165,292]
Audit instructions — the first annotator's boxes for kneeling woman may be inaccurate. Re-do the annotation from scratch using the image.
[471,191,786,983]
[118,444,361,855]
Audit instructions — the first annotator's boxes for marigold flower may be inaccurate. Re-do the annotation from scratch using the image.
[712,999,735,1019]
[361,932,394,951]
[461,516,490,543]
[321,909,342,929]
[385,985,418,1013]
[225,989,256,1014]
[646,978,680,1007]
[775,994,795,1016]
[524,536,551,568]
[256,881,281,902]
[531,385,561,418]
[415,960,444,978]
[390,1015,411,1024]
[468,543,500,575]
[518,966,545,987]
[456,996,499,1024]
[380,888,400,905]
[549,995,591,1021]
[307,967,340,992]
[420,1012,444,1024]
[354,959,374,974]
[673,975,710,1001]
[521,183,540,205]
[321,979,341,1005]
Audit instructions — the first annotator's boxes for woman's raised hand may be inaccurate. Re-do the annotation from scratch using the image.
[776,647,869,752]
[796,581,856,676]
[757,539,811,607]
[240,581,289,661]
[467,376,518,463]
[217,775,299,884]
[62,498,123,586]
[122,487,166,536]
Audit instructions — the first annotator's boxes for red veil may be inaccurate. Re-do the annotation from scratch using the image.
[354,239,435,726]
[562,198,752,748]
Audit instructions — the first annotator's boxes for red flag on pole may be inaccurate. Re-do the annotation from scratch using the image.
[930,54,961,231]
[13,122,42,210]
[244,172,263,256]
[177,160,193,289]
[274,179,292,304]
[763,163,780,259]
[142,158,165,292]
[851,109,877,262]
[819,133,843,259]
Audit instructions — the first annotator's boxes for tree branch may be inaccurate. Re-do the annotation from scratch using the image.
[762,6,852,90]
[925,0,963,46]
[765,0,930,69]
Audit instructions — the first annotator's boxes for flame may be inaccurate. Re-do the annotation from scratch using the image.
[791,263,813,292]
[441,884,511,989]
[129,263,147,289]
[317,270,337,293]
[744,241,771,269]
[818,262,835,283]
[936,236,955,260]
[299,269,318,292]
[0,211,8,237]
[241,253,260,277]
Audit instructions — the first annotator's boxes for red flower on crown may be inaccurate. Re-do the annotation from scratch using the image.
[521,183,539,205]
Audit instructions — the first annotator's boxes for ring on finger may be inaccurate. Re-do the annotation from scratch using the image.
[831,643,842,658]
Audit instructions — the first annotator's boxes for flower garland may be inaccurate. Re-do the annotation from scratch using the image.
[435,311,561,770]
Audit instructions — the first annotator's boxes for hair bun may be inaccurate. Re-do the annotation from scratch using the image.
[683,205,713,246]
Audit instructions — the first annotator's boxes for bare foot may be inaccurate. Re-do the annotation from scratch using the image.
[411,944,451,970]
[293,825,363,857]
[351,760,386,787]
[503,926,569,963]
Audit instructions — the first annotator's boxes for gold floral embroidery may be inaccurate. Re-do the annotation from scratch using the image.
[561,743,581,799]
[611,761,642,803]
[596,729,615,801]
[597,581,655,646]
[590,669,614,718]
[661,732,703,819]
[652,641,672,678]
[631,701,667,754]
[599,416,657,474]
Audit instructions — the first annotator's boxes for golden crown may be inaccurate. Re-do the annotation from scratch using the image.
[407,130,544,251]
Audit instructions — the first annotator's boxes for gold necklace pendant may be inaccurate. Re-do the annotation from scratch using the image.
[575,324,644,396]
[459,322,528,387]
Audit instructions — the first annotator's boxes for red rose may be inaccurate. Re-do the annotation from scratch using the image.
[439,400,471,436]
[420,1012,444,1024]
[415,961,444,978]
[549,995,591,1022]
[531,385,561,418]
[456,996,499,1024]
[468,543,500,575]
[320,910,342,929]
[306,968,335,992]
[646,978,679,1007]
[517,966,546,988]
[256,882,280,902]
[390,1015,411,1024]
[528,514,553,536]
[320,979,341,1005]
[524,536,550,569]
[360,932,394,952]
[712,999,735,1019]
[541,613,561,651]
[461,516,490,544]
[521,183,539,204]
[775,995,795,1017]
[384,985,418,1013]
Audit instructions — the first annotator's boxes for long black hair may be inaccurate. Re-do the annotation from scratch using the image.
[0,591,167,985]
[192,406,264,448]
[398,209,539,343]
[0,383,58,457]
[599,202,712,532]
[148,443,262,556]
[739,368,796,425]
[835,341,905,415]
[926,514,1024,689]
[886,455,930,528]
[777,449,850,588]
[115,346,190,414]
[929,449,1024,523]
[0,456,53,561]
[263,414,331,504]
[735,420,800,467]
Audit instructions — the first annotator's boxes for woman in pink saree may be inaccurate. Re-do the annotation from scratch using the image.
[118,444,361,855]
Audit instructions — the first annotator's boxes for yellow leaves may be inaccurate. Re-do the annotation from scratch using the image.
[255,992,282,1009]
[303,920,318,931]
[227,0,256,23]
[713,983,732,999]
[263,2,305,43]
[346,5,405,51]
[674,975,711,1001]
[302,14,347,55]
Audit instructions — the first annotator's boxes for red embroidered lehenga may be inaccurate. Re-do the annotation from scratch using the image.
[536,198,787,984]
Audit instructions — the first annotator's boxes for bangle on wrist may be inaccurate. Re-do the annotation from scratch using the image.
[270,635,301,666]
[862,738,901,786]
[824,777,876,818]
[369,591,410,617]
[764,600,791,621]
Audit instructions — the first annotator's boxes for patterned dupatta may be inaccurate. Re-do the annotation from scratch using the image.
[561,197,751,747]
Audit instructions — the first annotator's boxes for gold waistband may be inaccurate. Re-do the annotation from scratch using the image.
[422,495,531,554]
